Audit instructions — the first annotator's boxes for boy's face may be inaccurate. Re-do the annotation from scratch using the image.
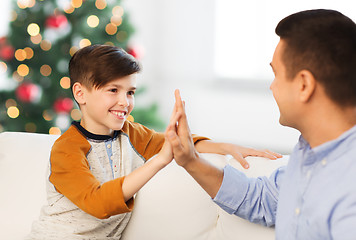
[79,74,136,136]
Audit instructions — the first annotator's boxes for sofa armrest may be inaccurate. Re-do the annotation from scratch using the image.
[0,132,59,240]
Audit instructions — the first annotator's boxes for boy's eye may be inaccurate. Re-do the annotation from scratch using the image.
[109,88,117,93]
[128,91,135,96]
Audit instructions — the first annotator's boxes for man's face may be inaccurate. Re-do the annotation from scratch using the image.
[270,40,299,128]
[79,74,136,136]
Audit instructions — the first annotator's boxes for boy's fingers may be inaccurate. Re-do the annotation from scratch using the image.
[248,149,278,160]
[265,149,283,158]
[166,130,184,153]
[231,153,250,169]
[250,149,282,160]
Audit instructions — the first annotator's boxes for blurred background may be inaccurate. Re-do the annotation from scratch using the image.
[0,0,355,154]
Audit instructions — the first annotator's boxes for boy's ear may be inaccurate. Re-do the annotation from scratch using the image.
[297,70,316,103]
[72,82,86,105]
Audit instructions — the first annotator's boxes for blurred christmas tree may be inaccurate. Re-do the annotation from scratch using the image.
[0,0,164,134]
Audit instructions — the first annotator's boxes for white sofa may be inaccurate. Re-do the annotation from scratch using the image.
[0,131,288,240]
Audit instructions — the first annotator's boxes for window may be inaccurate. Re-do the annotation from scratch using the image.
[214,0,356,82]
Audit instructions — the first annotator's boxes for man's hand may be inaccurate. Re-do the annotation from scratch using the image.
[165,89,224,198]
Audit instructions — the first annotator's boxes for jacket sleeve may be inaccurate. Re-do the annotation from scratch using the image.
[121,120,210,161]
[49,126,133,219]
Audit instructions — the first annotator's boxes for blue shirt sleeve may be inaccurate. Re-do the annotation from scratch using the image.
[213,164,286,227]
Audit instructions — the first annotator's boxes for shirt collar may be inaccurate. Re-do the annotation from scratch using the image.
[72,121,120,141]
[297,124,356,165]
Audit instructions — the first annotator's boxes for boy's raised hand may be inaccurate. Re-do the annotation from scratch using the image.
[165,89,198,169]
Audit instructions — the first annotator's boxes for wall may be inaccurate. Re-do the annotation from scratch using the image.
[124,0,299,154]
[0,0,299,154]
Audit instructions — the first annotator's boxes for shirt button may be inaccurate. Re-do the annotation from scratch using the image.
[306,170,312,179]
[295,208,301,215]
[107,144,111,149]
[321,158,327,166]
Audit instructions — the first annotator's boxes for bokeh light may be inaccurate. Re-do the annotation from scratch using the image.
[7,106,20,119]
[30,34,42,44]
[24,47,34,59]
[43,109,55,121]
[105,23,117,35]
[27,23,40,36]
[79,39,91,48]
[40,64,52,76]
[15,49,27,61]
[87,15,100,28]
[112,6,124,17]
[71,0,83,8]
[70,109,82,121]
[12,71,24,82]
[0,61,8,74]
[10,11,18,22]
[60,76,71,89]
[110,16,122,26]
[64,5,75,14]
[40,40,52,51]
[95,0,107,10]
[49,127,61,135]
[5,99,17,108]
[17,64,30,77]
[69,46,79,56]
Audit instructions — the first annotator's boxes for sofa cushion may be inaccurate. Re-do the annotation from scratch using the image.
[122,153,288,240]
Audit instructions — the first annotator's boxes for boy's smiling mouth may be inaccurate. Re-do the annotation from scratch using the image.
[110,110,126,118]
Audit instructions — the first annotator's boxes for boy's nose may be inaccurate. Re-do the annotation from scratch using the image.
[117,95,129,107]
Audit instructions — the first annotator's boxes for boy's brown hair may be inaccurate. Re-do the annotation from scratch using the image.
[69,44,141,90]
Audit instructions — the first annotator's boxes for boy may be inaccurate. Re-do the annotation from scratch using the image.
[28,45,280,239]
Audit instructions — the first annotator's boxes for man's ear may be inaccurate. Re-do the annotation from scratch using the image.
[72,82,86,105]
[297,70,316,103]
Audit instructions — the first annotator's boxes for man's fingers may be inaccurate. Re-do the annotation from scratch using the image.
[174,90,192,137]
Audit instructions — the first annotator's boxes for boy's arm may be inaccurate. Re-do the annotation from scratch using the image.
[121,140,173,201]
[50,126,174,219]
[194,140,282,169]
[122,120,209,160]
[50,128,135,219]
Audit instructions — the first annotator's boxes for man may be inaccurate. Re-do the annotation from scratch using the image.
[166,9,356,239]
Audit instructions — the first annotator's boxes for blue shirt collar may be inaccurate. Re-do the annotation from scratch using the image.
[297,125,356,165]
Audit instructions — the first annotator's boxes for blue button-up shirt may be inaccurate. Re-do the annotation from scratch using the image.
[214,125,356,239]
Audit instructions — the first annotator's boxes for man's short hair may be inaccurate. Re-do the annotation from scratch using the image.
[276,9,356,106]
[69,44,141,90]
